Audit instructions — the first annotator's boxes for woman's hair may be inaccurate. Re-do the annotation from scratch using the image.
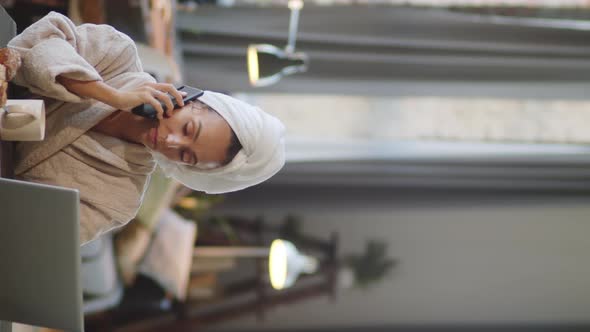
[224,130,242,166]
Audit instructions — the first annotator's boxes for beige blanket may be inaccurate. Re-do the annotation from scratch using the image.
[8,12,157,244]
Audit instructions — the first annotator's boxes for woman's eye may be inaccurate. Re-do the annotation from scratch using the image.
[184,123,189,136]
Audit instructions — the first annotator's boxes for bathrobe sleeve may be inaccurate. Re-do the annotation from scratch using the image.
[80,201,125,244]
[8,11,143,103]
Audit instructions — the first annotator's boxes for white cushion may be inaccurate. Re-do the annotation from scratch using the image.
[137,209,196,300]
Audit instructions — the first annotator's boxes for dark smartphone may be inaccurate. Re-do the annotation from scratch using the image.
[131,85,205,119]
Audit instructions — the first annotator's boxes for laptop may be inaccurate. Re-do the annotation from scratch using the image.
[0,178,84,332]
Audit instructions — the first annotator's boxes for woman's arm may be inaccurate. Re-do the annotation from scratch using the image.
[56,76,117,105]
[57,75,186,119]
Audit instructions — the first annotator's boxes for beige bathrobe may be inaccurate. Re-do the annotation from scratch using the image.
[8,12,157,244]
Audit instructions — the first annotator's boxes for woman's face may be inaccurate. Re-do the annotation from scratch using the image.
[143,101,233,169]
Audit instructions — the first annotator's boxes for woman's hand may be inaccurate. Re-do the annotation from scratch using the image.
[113,83,187,120]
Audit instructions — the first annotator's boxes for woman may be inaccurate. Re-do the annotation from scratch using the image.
[8,12,286,244]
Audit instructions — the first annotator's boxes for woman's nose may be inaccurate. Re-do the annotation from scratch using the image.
[165,134,183,148]
[166,133,189,148]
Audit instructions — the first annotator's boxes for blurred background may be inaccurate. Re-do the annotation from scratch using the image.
[5,0,590,331]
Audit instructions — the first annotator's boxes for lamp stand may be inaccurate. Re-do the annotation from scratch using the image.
[285,0,303,54]
[193,246,270,258]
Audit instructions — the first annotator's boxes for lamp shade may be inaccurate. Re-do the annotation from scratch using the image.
[247,44,308,87]
[269,239,318,290]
